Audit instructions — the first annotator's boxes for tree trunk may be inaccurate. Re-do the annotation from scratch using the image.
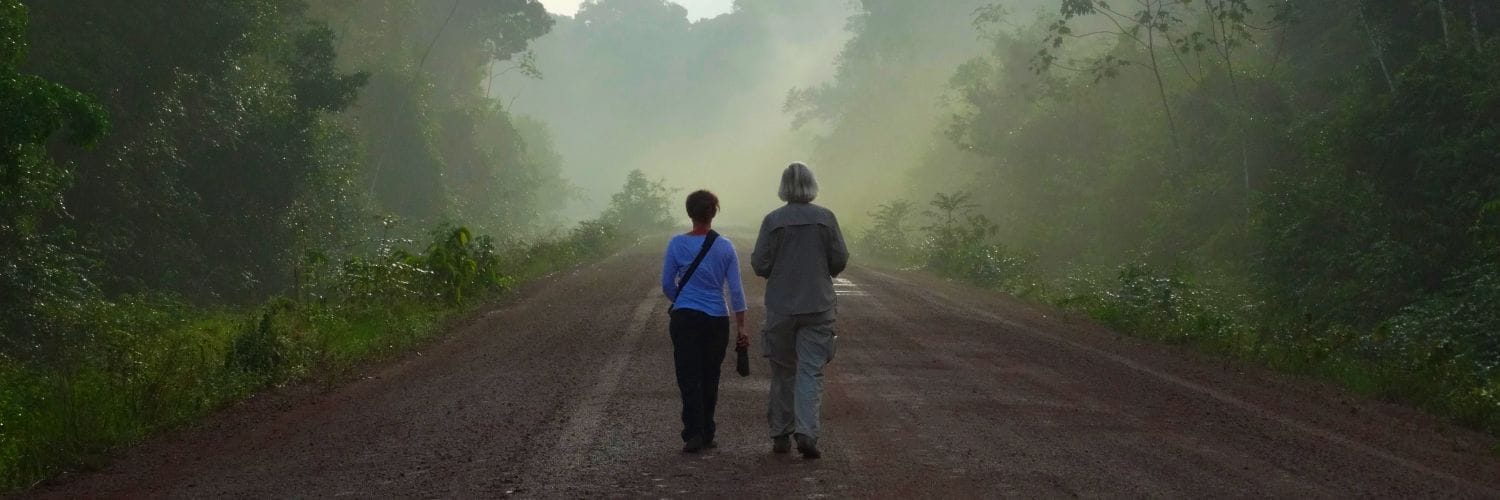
[485,59,496,99]
[419,0,462,70]
[1206,0,1254,219]
[1144,1,1183,158]
[371,0,462,197]
[1473,0,1484,51]
[1358,2,1397,93]
[1439,0,1451,46]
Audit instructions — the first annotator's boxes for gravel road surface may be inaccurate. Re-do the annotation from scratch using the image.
[34,241,1500,498]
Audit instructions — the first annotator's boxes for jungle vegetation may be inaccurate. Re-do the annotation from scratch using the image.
[4,0,1499,490]
[832,0,1500,443]
[1,0,673,489]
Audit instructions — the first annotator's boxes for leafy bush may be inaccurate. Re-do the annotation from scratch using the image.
[1057,264,1255,350]
[420,226,511,305]
[852,192,1030,291]
[226,299,304,381]
[1353,263,1500,430]
[858,200,919,265]
[1376,264,1500,379]
[570,219,621,257]
[920,193,1029,292]
[600,169,675,235]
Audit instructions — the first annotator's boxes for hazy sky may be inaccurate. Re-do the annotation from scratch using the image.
[538,0,735,20]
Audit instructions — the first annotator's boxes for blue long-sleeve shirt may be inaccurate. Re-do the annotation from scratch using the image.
[661,233,747,317]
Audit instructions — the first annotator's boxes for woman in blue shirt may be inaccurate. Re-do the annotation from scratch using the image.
[661,190,748,453]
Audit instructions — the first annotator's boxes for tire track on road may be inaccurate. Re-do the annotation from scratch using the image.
[528,286,661,489]
[855,266,1500,497]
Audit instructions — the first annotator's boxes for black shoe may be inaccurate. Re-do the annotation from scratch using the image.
[794,433,821,459]
[705,440,718,449]
[683,436,705,453]
[771,435,791,454]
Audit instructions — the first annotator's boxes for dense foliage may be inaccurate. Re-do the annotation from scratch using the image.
[1,0,109,367]
[7,0,1500,490]
[18,0,568,301]
[833,0,1500,436]
[0,0,679,491]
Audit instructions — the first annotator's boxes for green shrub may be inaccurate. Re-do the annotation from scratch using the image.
[226,299,301,382]
[1059,264,1256,349]
[600,170,675,235]
[858,200,919,265]
[570,219,621,257]
[421,226,511,305]
[916,192,1031,292]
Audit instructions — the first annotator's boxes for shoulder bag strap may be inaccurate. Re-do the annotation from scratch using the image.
[673,230,720,304]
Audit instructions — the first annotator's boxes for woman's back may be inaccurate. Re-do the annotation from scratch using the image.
[661,233,746,317]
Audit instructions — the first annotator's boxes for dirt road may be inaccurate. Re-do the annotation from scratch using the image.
[35,242,1500,498]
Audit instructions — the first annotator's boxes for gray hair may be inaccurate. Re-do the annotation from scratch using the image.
[778,162,819,203]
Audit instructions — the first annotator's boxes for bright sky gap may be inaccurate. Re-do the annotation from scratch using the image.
[538,0,735,19]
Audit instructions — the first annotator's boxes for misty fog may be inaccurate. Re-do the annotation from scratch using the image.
[7,0,1500,490]
[497,1,1066,228]
[496,0,854,223]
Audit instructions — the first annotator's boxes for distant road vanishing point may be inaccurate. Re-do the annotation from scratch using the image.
[35,241,1500,498]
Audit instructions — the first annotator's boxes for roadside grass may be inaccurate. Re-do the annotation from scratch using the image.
[862,254,1500,444]
[0,301,248,490]
[1059,266,1499,441]
[0,227,627,492]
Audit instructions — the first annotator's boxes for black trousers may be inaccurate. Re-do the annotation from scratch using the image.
[669,308,730,443]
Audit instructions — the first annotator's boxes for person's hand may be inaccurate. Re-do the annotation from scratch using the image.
[733,311,747,348]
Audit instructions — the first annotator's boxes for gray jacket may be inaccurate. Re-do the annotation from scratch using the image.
[751,202,849,315]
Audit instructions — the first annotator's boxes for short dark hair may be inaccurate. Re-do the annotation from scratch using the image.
[685,190,719,224]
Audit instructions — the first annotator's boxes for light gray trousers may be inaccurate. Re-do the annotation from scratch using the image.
[762,309,837,440]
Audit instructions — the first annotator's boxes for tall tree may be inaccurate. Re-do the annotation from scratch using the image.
[0,0,108,357]
[24,0,368,299]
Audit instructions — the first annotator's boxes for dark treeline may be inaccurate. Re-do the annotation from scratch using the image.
[1,0,675,489]
[20,0,569,302]
[822,0,1499,435]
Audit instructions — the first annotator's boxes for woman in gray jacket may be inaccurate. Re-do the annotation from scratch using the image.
[751,162,848,459]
